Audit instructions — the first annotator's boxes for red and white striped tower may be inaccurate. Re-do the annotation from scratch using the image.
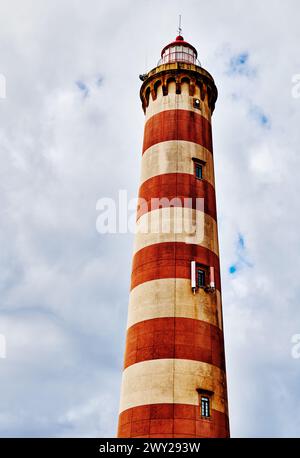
[117,34,230,438]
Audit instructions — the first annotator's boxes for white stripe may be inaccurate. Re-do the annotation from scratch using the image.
[133,207,219,257]
[145,82,211,123]
[141,140,215,188]
[127,278,223,330]
[119,359,228,415]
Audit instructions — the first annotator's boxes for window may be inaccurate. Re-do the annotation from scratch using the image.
[193,98,201,109]
[201,396,210,418]
[197,268,205,288]
[195,163,203,180]
[193,158,205,180]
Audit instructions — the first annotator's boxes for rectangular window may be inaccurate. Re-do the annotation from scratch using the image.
[197,268,205,288]
[201,396,210,418]
[195,163,203,179]
[193,98,201,110]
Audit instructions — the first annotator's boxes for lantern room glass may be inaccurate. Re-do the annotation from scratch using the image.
[159,44,200,65]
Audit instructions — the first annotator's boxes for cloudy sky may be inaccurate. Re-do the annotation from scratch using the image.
[0,0,300,437]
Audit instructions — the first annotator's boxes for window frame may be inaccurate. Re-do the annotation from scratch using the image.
[195,162,203,180]
[197,267,206,288]
[193,98,201,110]
[192,158,206,181]
[197,389,213,420]
[201,396,210,419]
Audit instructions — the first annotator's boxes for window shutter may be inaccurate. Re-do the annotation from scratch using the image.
[210,266,215,288]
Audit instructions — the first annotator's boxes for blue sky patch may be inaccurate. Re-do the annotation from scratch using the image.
[238,233,245,249]
[229,264,237,274]
[249,104,270,128]
[227,51,256,77]
[229,233,253,274]
[75,80,89,97]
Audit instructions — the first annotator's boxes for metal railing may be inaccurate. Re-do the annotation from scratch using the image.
[158,51,201,67]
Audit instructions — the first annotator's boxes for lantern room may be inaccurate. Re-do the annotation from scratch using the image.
[158,35,201,66]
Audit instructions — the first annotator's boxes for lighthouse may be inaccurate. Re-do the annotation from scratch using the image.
[117,33,230,438]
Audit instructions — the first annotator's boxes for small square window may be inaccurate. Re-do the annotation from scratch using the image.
[197,268,205,288]
[195,163,203,180]
[193,98,201,109]
[201,396,210,418]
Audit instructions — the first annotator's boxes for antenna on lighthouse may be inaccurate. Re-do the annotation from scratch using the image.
[178,14,182,36]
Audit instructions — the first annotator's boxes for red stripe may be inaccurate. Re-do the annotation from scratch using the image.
[131,242,221,291]
[143,109,213,154]
[137,173,216,221]
[124,317,225,370]
[118,403,229,438]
